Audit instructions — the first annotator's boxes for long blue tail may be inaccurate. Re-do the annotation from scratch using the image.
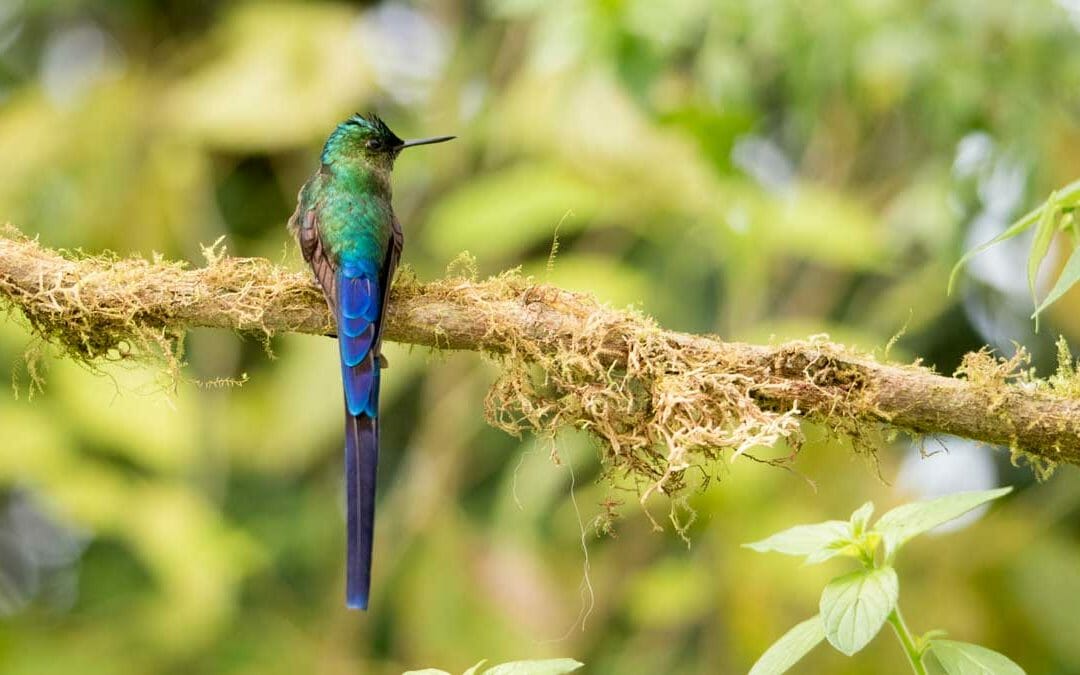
[337,260,382,610]
[344,404,378,609]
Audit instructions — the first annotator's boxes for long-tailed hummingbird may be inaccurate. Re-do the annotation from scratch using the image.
[288,114,454,609]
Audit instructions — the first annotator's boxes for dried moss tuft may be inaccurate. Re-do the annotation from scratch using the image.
[479,278,803,521]
[0,226,328,388]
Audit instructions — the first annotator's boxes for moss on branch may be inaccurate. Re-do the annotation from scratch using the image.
[2,227,1079,500]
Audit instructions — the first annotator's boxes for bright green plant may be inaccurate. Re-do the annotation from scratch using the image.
[949,179,1080,329]
[745,488,1022,675]
[405,658,583,675]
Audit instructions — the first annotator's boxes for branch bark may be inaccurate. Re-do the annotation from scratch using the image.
[2,230,1079,468]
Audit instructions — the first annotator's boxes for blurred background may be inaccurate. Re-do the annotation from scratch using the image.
[0,1,1079,673]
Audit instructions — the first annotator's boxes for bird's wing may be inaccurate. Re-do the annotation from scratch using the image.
[289,199,337,305]
[374,215,403,356]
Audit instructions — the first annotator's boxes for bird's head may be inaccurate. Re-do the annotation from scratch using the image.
[321,113,454,175]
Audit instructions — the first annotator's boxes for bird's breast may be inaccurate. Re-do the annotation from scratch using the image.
[317,188,394,266]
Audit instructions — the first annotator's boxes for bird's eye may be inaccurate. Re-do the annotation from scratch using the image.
[365,139,383,150]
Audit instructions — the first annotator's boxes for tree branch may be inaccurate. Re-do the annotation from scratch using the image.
[2,228,1078,477]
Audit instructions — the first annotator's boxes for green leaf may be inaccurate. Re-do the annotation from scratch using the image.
[464,661,489,675]
[1028,190,1059,332]
[819,567,899,656]
[804,540,861,565]
[743,520,851,563]
[948,212,1040,295]
[873,487,1012,559]
[1032,246,1080,322]
[928,639,1025,675]
[402,670,453,675]
[748,615,826,675]
[482,659,585,675]
[949,178,1080,296]
[920,629,949,643]
[849,501,874,535]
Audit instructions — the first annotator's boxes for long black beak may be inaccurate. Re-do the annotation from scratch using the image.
[398,135,456,149]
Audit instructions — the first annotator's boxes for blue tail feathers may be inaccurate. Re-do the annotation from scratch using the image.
[338,260,382,610]
[344,411,379,610]
[338,261,380,418]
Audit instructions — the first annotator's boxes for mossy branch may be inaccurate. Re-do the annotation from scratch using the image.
[2,228,1079,493]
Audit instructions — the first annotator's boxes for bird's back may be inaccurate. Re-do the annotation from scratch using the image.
[302,167,394,270]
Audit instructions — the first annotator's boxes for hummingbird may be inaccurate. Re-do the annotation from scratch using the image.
[288,114,454,610]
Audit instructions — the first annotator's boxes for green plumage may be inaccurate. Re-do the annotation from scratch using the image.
[297,115,400,267]
[287,113,454,610]
[296,165,393,266]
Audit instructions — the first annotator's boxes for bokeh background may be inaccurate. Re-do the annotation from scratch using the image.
[1,1,1080,673]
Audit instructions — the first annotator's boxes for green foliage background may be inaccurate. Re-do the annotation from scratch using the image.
[1,1,1080,673]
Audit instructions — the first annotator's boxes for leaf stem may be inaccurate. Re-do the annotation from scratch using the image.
[887,607,927,675]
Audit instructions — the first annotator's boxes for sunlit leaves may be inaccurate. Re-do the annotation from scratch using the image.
[849,501,874,535]
[746,489,1016,671]
[483,659,585,674]
[405,659,585,675]
[748,615,825,675]
[819,567,898,655]
[949,179,1080,329]
[743,520,853,564]
[928,640,1025,675]
[874,487,1012,560]
[1032,248,1080,323]
[1027,189,1059,326]
[744,489,1014,570]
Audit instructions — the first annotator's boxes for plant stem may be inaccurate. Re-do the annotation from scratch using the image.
[887,607,927,675]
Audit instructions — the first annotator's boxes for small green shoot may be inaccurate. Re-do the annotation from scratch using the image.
[404,658,584,675]
[748,616,825,675]
[820,566,899,656]
[927,640,1025,675]
[745,488,1021,674]
[948,179,1080,331]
